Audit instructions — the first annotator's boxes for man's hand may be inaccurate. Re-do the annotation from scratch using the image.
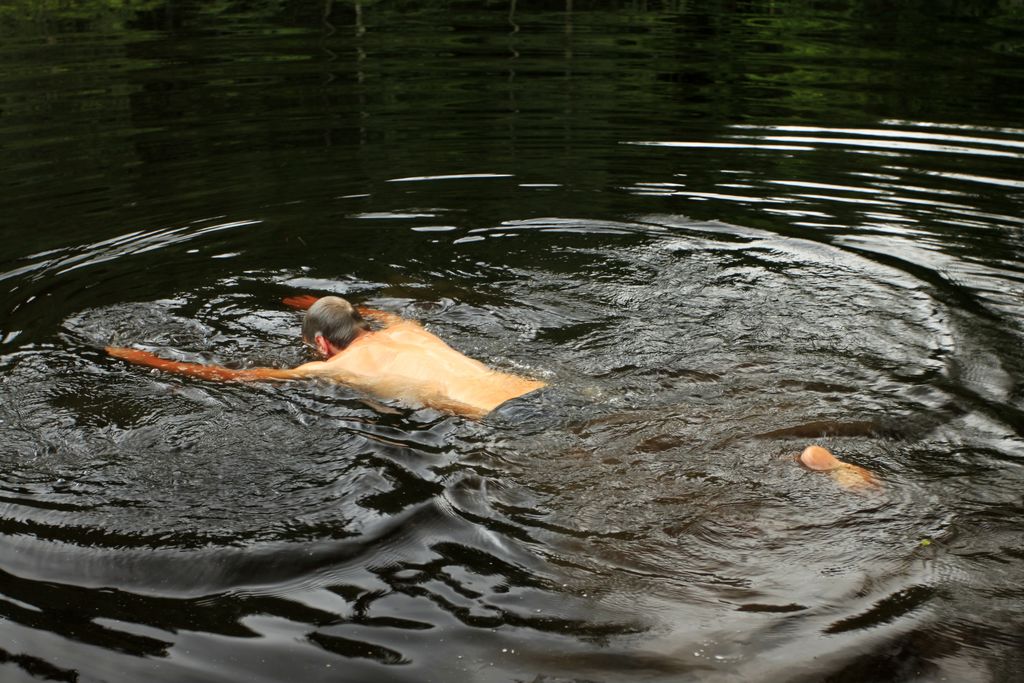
[106,346,164,366]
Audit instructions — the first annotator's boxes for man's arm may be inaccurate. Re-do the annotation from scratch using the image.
[106,347,311,382]
[282,294,318,310]
[357,307,405,327]
[282,295,405,328]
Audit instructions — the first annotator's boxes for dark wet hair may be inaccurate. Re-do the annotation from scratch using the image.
[302,296,371,350]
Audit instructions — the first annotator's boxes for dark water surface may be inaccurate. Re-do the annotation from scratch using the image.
[3,2,1024,681]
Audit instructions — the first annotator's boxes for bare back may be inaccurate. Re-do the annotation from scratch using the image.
[296,319,544,417]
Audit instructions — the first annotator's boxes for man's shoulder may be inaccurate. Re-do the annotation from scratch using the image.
[293,360,330,377]
[324,341,397,374]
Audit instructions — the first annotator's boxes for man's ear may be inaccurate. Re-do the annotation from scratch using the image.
[314,333,332,357]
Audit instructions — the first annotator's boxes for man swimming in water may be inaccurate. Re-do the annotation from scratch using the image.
[106,295,545,419]
[106,295,877,489]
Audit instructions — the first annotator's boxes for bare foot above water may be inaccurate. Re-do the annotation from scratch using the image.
[799,445,880,491]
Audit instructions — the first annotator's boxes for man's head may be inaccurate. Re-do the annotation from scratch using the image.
[302,296,371,357]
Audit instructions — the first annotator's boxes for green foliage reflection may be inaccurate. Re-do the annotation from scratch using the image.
[3,0,1024,35]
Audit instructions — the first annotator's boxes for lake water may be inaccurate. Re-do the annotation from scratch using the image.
[2,2,1024,681]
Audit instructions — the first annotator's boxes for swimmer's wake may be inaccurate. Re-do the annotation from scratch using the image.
[106,294,877,490]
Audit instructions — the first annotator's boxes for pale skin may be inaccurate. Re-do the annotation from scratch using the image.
[106,295,545,420]
[799,444,880,490]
